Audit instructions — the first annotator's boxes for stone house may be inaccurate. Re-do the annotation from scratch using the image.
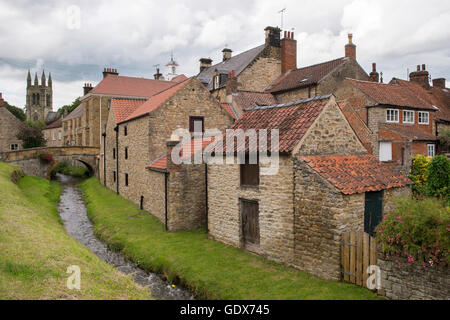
[264,34,369,102]
[63,68,185,148]
[43,118,63,147]
[335,77,440,169]
[0,93,24,153]
[100,77,234,231]
[197,26,296,102]
[207,95,411,281]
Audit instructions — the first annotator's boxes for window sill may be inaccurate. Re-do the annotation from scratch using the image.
[240,185,260,191]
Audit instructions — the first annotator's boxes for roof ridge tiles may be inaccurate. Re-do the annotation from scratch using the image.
[246,94,332,111]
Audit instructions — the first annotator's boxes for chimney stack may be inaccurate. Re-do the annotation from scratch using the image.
[409,64,430,89]
[154,67,163,80]
[265,26,281,48]
[225,70,238,96]
[102,67,119,79]
[281,31,297,74]
[83,83,93,96]
[166,138,183,173]
[0,93,4,107]
[199,58,213,73]
[345,33,356,60]
[369,63,379,83]
[222,48,232,62]
[432,78,446,89]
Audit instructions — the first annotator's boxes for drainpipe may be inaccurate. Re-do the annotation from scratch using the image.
[102,132,106,185]
[164,171,168,231]
[114,125,119,194]
[205,163,209,234]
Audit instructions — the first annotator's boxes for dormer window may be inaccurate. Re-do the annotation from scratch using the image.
[213,75,220,90]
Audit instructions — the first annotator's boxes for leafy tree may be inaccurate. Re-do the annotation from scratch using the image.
[4,101,26,121]
[57,97,81,117]
[438,128,450,153]
[426,155,450,200]
[409,154,430,195]
[16,122,46,149]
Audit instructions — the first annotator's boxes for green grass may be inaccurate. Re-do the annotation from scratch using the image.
[0,163,151,300]
[79,177,381,300]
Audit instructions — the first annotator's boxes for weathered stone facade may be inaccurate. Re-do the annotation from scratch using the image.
[26,71,53,122]
[378,256,449,300]
[0,105,24,153]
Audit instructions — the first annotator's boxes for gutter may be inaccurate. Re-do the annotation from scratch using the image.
[205,163,209,234]
[164,171,168,231]
[114,125,119,194]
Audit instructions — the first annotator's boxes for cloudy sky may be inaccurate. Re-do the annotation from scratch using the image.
[0,0,449,109]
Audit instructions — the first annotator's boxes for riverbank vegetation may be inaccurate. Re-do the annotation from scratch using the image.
[79,177,380,300]
[0,163,150,299]
[51,162,90,179]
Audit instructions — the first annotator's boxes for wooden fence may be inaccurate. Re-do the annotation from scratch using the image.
[341,231,378,289]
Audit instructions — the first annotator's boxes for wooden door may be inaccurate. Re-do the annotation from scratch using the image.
[241,200,259,246]
[364,191,383,236]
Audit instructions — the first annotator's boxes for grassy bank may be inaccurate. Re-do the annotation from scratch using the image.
[0,163,151,300]
[79,177,380,300]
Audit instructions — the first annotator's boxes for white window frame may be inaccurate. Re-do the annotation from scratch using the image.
[213,75,220,90]
[52,132,56,141]
[403,110,414,124]
[10,144,18,151]
[418,111,429,125]
[427,144,435,157]
[58,131,62,140]
[386,109,399,123]
[379,141,392,162]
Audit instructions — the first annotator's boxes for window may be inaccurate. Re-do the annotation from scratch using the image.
[418,112,429,124]
[58,131,62,140]
[52,132,56,141]
[124,125,128,136]
[213,75,220,90]
[386,109,399,123]
[125,173,129,187]
[113,171,116,183]
[124,147,128,160]
[240,154,260,187]
[10,144,18,151]
[113,148,116,159]
[427,144,435,157]
[379,141,392,162]
[189,116,204,133]
[403,110,414,124]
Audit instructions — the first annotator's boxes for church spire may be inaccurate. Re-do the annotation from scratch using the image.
[27,70,31,88]
[34,72,38,86]
[41,70,46,86]
[48,73,52,87]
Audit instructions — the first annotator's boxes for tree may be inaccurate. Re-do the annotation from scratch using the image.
[426,155,450,200]
[438,128,450,153]
[4,101,26,122]
[57,97,81,117]
[16,121,46,149]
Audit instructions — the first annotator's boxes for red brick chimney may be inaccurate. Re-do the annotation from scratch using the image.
[0,93,4,107]
[281,31,297,74]
[432,78,446,89]
[345,34,356,60]
[83,83,93,95]
[102,68,119,79]
[369,63,379,83]
[226,70,238,96]
[409,64,430,89]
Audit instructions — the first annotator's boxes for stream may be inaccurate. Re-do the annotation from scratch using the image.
[55,173,194,300]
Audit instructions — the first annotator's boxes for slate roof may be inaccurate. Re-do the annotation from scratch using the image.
[265,57,349,93]
[120,78,192,123]
[89,74,179,98]
[45,118,62,129]
[232,91,279,111]
[111,98,147,124]
[348,78,438,111]
[63,104,83,121]
[219,95,332,153]
[45,111,60,125]
[300,154,412,195]
[379,123,436,141]
[197,44,266,91]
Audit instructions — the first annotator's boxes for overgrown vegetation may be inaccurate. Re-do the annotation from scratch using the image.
[376,198,449,268]
[0,163,150,299]
[79,177,380,300]
[51,162,90,179]
[438,128,450,153]
[16,121,46,149]
[4,101,26,122]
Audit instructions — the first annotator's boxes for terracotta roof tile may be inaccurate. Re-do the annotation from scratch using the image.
[348,78,438,111]
[266,57,348,93]
[232,91,279,110]
[89,74,181,98]
[301,154,412,195]
[147,154,167,171]
[220,103,237,120]
[121,78,192,123]
[111,98,147,123]
[379,123,436,141]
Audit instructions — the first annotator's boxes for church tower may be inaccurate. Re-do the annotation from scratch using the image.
[165,52,180,81]
[26,70,53,122]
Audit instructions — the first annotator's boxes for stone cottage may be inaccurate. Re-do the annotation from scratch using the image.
[0,93,24,153]
[335,76,439,169]
[206,95,411,281]
[43,118,63,147]
[100,77,234,231]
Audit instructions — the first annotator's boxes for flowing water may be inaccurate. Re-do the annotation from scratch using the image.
[55,173,194,300]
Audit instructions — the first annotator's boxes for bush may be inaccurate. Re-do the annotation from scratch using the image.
[426,155,450,200]
[36,153,53,164]
[409,155,430,195]
[376,198,450,268]
[16,122,46,149]
[51,162,90,179]
[438,128,450,153]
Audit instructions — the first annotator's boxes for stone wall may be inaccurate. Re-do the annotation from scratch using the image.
[43,126,63,147]
[0,107,24,153]
[378,256,449,300]
[208,155,295,265]
[237,56,282,93]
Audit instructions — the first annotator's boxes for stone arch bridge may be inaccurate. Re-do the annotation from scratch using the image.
[0,146,99,179]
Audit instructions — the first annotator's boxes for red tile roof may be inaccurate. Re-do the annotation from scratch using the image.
[222,95,331,153]
[147,154,168,171]
[265,57,348,93]
[171,74,188,83]
[220,103,237,119]
[111,98,147,123]
[89,74,180,98]
[348,78,438,111]
[120,78,192,123]
[232,91,279,110]
[379,123,436,141]
[300,154,412,195]
[430,87,450,122]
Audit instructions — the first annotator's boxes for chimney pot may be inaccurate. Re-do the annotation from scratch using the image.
[372,63,376,72]
[345,33,356,60]
[281,29,297,74]
[422,64,426,71]
[199,58,213,73]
